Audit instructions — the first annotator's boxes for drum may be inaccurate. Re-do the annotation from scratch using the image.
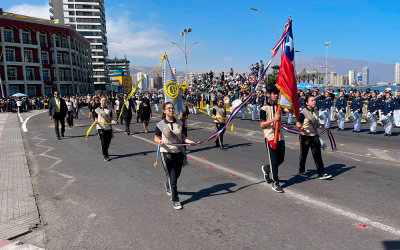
[319,111,328,120]
[223,96,230,104]
[334,112,345,120]
[230,99,242,113]
[366,114,378,123]
[380,115,393,126]
[349,112,360,122]
[247,106,254,113]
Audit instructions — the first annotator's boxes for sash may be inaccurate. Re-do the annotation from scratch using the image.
[215,106,226,123]
[95,107,113,137]
[302,109,327,150]
[157,121,188,167]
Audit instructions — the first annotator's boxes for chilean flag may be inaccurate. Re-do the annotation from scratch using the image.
[276,19,299,118]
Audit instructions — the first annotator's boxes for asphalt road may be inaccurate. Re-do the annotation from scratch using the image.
[21,107,400,250]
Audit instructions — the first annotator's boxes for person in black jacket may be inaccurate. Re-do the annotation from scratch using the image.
[48,91,68,140]
[119,93,136,135]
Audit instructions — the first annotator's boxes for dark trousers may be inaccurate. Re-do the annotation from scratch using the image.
[215,123,226,146]
[197,99,201,108]
[123,115,132,133]
[67,111,74,127]
[265,139,285,184]
[116,110,123,124]
[75,109,79,119]
[53,113,65,138]
[299,135,325,175]
[136,112,141,123]
[162,152,184,202]
[98,129,112,157]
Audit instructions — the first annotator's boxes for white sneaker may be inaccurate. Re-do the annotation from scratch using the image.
[319,174,332,180]
[172,201,182,210]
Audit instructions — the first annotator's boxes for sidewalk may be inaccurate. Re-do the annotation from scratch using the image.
[0,113,40,240]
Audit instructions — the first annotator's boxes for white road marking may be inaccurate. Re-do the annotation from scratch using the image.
[245,131,257,137]
[133,134,400,237]
[339,153,362,162]
[19,111,46,132]
[368,148,395,161]
[18,112,23,122]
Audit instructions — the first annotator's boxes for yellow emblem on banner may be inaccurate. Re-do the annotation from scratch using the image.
[165,81,179,99]
[180,82,187,90]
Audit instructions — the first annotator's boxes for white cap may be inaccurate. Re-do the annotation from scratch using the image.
[386,87,392,91]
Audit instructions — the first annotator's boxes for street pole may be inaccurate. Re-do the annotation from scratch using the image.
[326,43,329,85]
[251,8,280,37]
[184,34,187,78]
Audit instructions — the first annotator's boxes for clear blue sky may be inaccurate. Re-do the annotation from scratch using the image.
[4,0,400,71]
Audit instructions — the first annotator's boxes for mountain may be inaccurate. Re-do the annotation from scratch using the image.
[129,57,396,85]
[293,57,395,85]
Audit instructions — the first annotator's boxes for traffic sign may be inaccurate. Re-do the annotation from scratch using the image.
[180,82,188,90]
[248,74,257,84]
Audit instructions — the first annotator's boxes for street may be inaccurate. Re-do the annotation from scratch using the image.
[18,108,400,249]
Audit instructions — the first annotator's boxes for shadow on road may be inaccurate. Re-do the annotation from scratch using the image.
[180,181,263,205]
[281,164,355,188]
[188,143,252,154]
[382,240,400,250]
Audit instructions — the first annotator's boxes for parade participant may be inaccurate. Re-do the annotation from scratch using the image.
[248,93,257,121]
[154,102,196,210]
[206,94,211,115]
[119,93,136,135]
[298,91,305,112]
[114,95,123,124]
[212,98,230,150]
[321,92,333,128]
[350,90,363,133]
[381,92,395,137]
[89,96,100,121]
[335,92,347,131]
[139,97,152,133]
[135,96,142,123]
[65,96,74,127]
[48,91,68,140]
[296,95,332,180]
[367,91,379,134]
[154,95,160,112]
[257,91,265,120]
[394,90,400,127]
[191,94,198,114]
[260,86,293,193]
[71,94,78,120]
[94,96,116,161]
[240,93,247,120]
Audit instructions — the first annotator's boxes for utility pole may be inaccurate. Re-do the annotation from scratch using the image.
[320,42,333,87]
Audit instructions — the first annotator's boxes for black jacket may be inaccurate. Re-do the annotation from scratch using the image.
[48,98,68,117]
[119,99,135,117]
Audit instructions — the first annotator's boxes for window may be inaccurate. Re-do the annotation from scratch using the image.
[22,32,30,44]
[44,86,52,96]
[9,86,18,96]
[43,69,50,81]
[57,53,62,64]
[7,68,17,80]
[41,52,48,64]
[4,30,13,42]
[28,86,36,97]
[25,68,34,80]
[5,49,15,61]
[24,50,33,62]
[68,4,74,8]
[39,34,47,47]
[69,18,75,22]
[64,55,69,64]
[69,11,75,15]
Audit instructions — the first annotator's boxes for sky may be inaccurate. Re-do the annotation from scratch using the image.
[4,0,400,71]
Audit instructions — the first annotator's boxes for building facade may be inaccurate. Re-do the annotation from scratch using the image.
[362,67,369,86]
[136,72,148,90]
[329,72,337,86]
[395,63,400,84]
[108,57,130,76]
[0,10,92,97]
[50,0,108,90]
[349,70,355,85]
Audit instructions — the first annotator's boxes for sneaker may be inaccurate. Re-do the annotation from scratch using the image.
[164,182,171,196]
[172,201,182,210]
[387,134,391,137]
[104,156,110,162]
[367,131,372,134]
[61,132,65,137]
[299,172,308,178]
[384,133,388,136]
[261,166,272,183]
[271,183,284,193]
[318,173,332,180]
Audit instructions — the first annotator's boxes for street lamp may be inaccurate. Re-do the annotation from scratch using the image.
[251,8,280,36]
[325,42,330,85]
[172,28,198,84]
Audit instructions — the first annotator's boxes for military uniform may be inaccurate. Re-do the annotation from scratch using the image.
[248,94,257,121]
[321,96,333,128]
[367,97,380,134]
[335,96,347,131]
[394,95,400,127]
[213,105,227,149]
[381,98,395,136]
[350,97,363,132]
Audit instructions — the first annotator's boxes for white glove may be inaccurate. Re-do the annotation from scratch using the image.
[367,112,371,116]
[354,110,358,114]
[387,113,392,117]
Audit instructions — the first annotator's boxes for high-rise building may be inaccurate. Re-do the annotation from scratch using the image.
[343,75,349,86]
[152,76,162,90]
[357,72,363,85]
[362,67,369,86]
[336,75,343,87]
[108,56,130,76]
[349,70,356,85]
[136,72,148,90]
[330,72,337,86]
[49,0,109,90]
[395,63,400,84]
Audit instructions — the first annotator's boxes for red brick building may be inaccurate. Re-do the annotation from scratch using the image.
[0,9,93,97]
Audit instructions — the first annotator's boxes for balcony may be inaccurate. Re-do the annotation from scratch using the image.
[64,77,72,81]
[43,77,51,82]
[21,39,38,45]
[3,57,22,63]
[24,58,40,63]
[42,60,50,65]
[3,37,18,44]
[4,75,21,81]
[26,76,41,81]
[52,60,63,64]
[40,42,48,48]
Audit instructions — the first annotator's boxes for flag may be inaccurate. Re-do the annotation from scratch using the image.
[163,57,185,118]
[276,19,300,119]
